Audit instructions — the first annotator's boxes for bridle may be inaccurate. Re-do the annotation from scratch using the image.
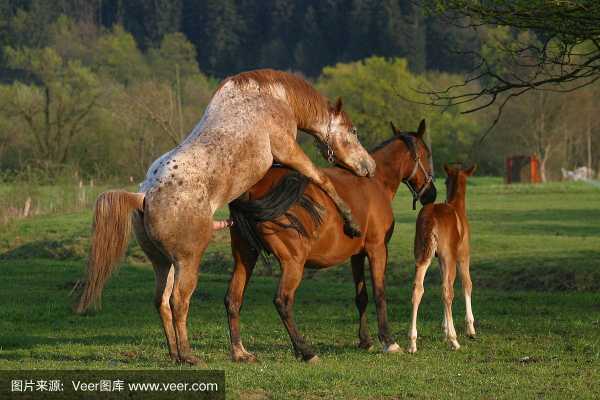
[403,149,434,210]
[322,117,359,165]
[325,117,335,164]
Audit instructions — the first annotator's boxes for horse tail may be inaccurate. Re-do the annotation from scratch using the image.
[414,207,437,264]
[229,171,323,263]
[75,191,145,314]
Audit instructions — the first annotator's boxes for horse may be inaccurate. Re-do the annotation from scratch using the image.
[225,120,437,362]
[74,69,376,365]
[408,163,476,353]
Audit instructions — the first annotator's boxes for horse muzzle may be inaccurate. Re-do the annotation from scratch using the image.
[359,158,376,177]
[420,183,437,205]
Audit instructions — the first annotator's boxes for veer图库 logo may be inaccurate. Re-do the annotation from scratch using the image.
[1,370,224,399]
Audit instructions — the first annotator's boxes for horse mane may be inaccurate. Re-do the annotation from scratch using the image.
[370,133,430,159]
[229,170,323,264]
[218,69,348,128]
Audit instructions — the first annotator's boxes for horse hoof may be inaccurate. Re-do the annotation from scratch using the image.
[407,341,417,354]
[358,341,374,351]
[384,343,402,353]
[232,352,258,363]
[305,355,320,364]
[448,339,461,350]
[179,354,203,365]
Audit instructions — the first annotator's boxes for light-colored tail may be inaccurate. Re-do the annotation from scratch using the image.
[75,191,144,314]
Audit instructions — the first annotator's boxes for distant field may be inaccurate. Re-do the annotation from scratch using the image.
[0,178,599,399]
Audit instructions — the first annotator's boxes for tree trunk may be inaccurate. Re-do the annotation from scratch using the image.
[587,105,593,179]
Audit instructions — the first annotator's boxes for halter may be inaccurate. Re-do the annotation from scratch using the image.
[325,117,335,164]
[322,117,359,165]
[403,152,433,210]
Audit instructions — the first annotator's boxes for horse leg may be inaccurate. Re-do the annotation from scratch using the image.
[408,256,433,354]
[438,258,448,333]
[169,254,204,365]
[458,254,476,338]
[167,219,212,365]
[366,246,400,353]
[351,254,373,350]
[270,138,361,237]
[225,229,258,363]
[273,262,317,362]
[153,264,178,361]
[440,254,460,350]
[132,213,178,361]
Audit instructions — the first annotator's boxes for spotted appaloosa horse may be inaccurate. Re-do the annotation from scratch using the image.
[75,69,375,365]
[225,120,437,362]
[408,164,477,353]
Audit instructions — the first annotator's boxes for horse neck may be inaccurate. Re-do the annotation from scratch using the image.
[372,141,414,201]
[447,180,467,214]
[278,87,329,136]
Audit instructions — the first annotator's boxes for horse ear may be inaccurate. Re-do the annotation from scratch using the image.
[416,119,426,138]
[389,121,400,136]
[465,164,477,176]
[444,163,451,175]
[334,97,343,113]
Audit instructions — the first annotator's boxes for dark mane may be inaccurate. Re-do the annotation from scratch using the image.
[229,170,323,263]
[370,133,430,159]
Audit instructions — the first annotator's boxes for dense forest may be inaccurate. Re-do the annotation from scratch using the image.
[0,0,597,182]
[0,0,477,78]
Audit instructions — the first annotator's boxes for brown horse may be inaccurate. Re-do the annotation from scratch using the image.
[225,120,437,362]
[74,69,375,365]
[408,163,476,353]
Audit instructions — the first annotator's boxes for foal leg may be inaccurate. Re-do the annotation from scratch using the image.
[408,256,433,353]
[351,254,373,350]
[274,262,317,362]
[438,258,448,333]
[440,254,460,350]
[270,139,361,237]
[458,255,476,338]
[367,246,400,353]
[225,230,259,362]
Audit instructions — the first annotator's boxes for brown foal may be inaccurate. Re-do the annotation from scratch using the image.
[226,120,437,362]
[408,164,477,353]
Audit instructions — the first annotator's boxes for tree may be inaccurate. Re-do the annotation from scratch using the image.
[2,46,105,169]
[318,57,480,172]
[148,32,200,83]
[423,1,600,115]
[93,25,149,85]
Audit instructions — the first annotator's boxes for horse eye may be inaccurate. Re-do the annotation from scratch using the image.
[351,127,358,136]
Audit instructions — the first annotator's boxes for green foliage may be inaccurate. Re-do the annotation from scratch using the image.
[148,32,199,83]
[2,45,104,168]
[93,25,149,84]
[318,57,481,172]
[0,16,215,179]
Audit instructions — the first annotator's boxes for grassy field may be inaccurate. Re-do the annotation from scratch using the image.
[1,178,599,399]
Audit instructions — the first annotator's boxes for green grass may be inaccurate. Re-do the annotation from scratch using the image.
[1,178,599,399]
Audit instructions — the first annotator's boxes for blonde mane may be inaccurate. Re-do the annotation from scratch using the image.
[218,69,347,129]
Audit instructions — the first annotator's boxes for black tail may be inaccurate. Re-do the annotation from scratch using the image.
[229,171,323,263]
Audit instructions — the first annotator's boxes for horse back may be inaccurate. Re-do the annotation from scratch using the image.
[244,166,391,267]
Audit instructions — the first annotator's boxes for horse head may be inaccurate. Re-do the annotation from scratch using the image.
[321,98,376,178]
